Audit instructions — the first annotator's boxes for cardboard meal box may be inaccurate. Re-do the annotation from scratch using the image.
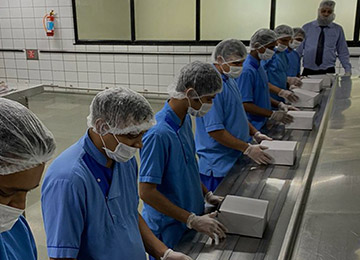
[260,140,297,165]
[301,78,323,92]
[308,74,333,87]
[291,88,321,108]
[218,195,268,238]
[286,111,316,130]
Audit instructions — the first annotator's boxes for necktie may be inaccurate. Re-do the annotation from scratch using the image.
[315,26,326,66]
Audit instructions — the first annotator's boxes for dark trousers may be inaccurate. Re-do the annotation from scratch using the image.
[302,67,335,76]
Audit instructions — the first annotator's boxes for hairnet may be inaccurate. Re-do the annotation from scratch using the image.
[319,0,336,10]
[168,61,222,99]
[211,39,247,63]
[274,25,294,39]
[250,29,277,50]
[293,27,306,39]
[0,98,56,175]
[87,87,155,136]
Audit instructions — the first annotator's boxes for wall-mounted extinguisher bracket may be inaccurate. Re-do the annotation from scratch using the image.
[43,10,55,37]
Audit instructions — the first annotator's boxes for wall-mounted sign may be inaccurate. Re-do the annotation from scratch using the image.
[26,49,39,60]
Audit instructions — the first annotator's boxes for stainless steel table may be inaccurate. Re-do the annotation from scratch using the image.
[175,77,339,260]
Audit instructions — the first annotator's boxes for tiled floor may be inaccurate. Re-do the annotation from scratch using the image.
[26,92,165,260]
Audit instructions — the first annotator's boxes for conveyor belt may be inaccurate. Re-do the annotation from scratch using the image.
[175,82,334,260]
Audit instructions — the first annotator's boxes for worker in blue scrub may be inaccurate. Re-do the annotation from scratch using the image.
[287,28,306,77]
[262,25,302,103]
[41,88,192,260]
[0,98,56,260]
[139,61,228,255]
[237,29,297,131]
[195,39,273,192]
[298,0,351,76]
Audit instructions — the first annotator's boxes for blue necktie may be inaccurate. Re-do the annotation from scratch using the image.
[315,26,326,66]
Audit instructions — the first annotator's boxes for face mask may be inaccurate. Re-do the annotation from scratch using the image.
[223,65,243,78]
[258,48,275,60]
[289,40,302,49]
[100,134,138,162]
[0,204,24,233]
[186,89,213,117]
[318,12,335,26]
[277,44,288,52]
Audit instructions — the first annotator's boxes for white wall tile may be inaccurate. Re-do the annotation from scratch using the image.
[51,60,64,71]
[65,71,77,82]
[144,74,158,86]
[27,61,40,70]
[13,39,25,48]
[87,54,100,62]
[159,55,173,64]
[21,7,35,18]
[23,18,36,29]
[87,61,100,72]
[39,60,51,70]
[9,0,20,8]
[100,55,114,62]
[10,18,23,28]
[101,62,115,73]
[63,54,76,61]
[174,56,190,64]
[115,63,128,73]
[144,63,158,74]
[5,69,17,78]
[78,82,89,89]
[12,29,24,39]
[159,64,174,75]
[5,59,16,69]
[88,72,101,83]
[77,61,87,72]
[64,61,76,71]
[2,39,14,48]
[114,55,128,62]
[1,29,12,38]
[129,63,143,74]
[115,74,129,84]
[130,74,143,85]
[29,70,41,80]
[17,69,29,79]
[0,19,11,28]
[159,75,173,86]
[53,71,65,81]
[102,73,115,84]
[0,9,10,18]
[15,59,27,69]
[143,56,157,63]
[78,72,88,82]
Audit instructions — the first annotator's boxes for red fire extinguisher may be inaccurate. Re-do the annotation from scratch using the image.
[43,10,55,37]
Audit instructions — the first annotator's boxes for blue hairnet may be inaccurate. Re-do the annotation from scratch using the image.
[0,98,56,175]
[169,61,222,99]
[211,39,247,63]
[87,87,155,136]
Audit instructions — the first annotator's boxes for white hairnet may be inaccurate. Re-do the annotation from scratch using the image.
[0,98,56,175]
[168,61,222,99]
[293,27,306,39]
[319,0,336,10]
[87,87,155,136]
[275,25,294,39]
[250,29,277,50]
[211,39,247,63]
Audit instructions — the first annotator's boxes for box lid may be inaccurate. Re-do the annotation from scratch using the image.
[288,111,316,118]
[261,140,298,151]
[293,88,319,98]
[302,78,323,84]
[219,195,268,218]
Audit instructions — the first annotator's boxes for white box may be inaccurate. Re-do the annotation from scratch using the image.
[286,111,316,130]
[260,140,297,165]
[301,78,323,92]
[291,88,321,108]
[308,74,332,87]
[218,195,268,238]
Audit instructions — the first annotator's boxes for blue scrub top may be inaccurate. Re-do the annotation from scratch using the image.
[237,55,271,130]
[0,216,37,260]
[139,102,204,248]
[262,50,289,102]
[195,73,250,178]
[41,131,146,260]
[287,49,301,77]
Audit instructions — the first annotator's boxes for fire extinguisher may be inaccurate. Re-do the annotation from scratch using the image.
[43,10,55,37]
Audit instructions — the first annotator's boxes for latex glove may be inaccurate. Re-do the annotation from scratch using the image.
[344,71,352,77]
[289,85,301,90]
[287,77,302,87]
[205,191,224,206]
[244,144,273,165]
[187,212,228,240]
[161,249,193,260]
[270,111,294,124]
[253,131,273,144]
[278,102,300,112]
[278,89,299,103]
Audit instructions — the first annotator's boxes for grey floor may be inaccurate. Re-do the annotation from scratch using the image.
[26,92,165,260]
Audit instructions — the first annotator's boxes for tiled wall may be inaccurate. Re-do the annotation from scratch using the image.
[0,0,359,93]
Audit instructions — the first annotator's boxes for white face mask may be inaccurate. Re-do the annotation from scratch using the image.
[223,65,243,78]
[318,10,335,26]
[258,48,275,60]
[277,44,288,52]
[100,134,138,162]
[186,89,213,117]
[0,204,24,233]
[289,40,302,49]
